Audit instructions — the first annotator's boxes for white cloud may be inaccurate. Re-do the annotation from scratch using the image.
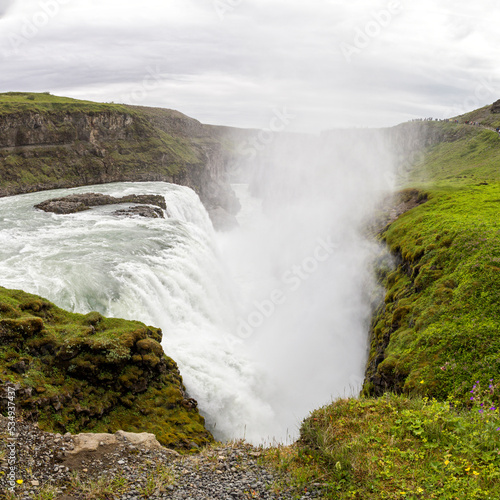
[0,0,499,131]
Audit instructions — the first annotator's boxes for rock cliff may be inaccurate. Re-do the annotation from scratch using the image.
[0,92,241,215]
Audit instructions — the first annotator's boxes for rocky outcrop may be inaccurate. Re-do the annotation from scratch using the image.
[34,192,166,215]
[491,99,500,113]
[114,205,165,218]
[0,286,212,450]
[0,93,242,215]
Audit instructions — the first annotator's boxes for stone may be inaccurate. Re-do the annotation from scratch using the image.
[34,193,167,215]
[113,205,165,219]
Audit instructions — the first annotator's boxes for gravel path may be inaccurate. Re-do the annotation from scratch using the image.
[0,417,324,500]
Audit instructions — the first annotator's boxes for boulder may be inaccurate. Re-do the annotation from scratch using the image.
[68,430,176,455]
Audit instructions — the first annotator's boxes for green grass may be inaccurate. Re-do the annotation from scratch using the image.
[364,182,500,403]
[454,105,500,129]
[268,394,500,499]
[0,91,130,116]
[407,128,500,187]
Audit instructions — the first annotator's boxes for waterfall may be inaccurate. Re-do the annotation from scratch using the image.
[0,130,395,444]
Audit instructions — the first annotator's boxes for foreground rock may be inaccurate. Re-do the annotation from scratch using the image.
[34,193,166,215]
[0,417,320,499]
[0,286,212,451]
[68,430,169,454]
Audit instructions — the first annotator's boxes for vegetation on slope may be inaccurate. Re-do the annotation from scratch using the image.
[265,109,500,498]
[268,393,499,499]
[0,91,131,116]
[0,286,212,451]
[364,124,500,403]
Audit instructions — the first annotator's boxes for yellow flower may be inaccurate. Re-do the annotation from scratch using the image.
[417,487,424,493]
[465,467,471,472]
[16,479,23,484]
[444,460,450,466]
[420,380,425,384]
[473,471,479,476]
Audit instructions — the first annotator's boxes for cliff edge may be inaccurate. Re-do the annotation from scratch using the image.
[0,92,241,215]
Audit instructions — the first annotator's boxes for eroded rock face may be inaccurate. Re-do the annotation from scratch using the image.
[0,103,243,215]
[491,99,500,114]
[34,193,166,215]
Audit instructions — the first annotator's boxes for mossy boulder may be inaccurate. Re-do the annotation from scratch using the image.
[0,286,212,451]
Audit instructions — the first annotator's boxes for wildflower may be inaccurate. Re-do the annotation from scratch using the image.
[417,487,424,494]
[16,479,23,484]
[465,467,471,472]
[473,471,479,476]
[444,460,450,465]
[490,407,496,411]
[420,380,424,384]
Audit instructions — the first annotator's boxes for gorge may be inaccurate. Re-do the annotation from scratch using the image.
[1,93,499,499]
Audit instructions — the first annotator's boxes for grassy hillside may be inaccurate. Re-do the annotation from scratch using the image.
[0,91,130,116]
[265,111,500,499]
[364,122,500,403]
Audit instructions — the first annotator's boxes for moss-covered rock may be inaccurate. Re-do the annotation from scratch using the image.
[0,286,212,451]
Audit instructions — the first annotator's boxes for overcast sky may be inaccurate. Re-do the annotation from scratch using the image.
[0,0,499,132]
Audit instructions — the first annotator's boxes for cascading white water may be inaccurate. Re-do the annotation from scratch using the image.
[0,133,395,444]
[0,182,276,441]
